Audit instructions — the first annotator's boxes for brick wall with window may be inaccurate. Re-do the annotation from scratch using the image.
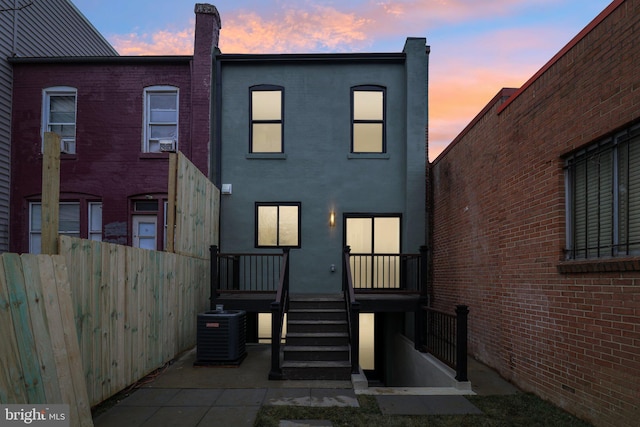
[431,2,640,426]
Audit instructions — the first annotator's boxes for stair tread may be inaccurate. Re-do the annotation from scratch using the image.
[286,332,348,336]
[288,319,347,324]
[288,308,345,312]
[284,345,349,351]
[282,360,351,368]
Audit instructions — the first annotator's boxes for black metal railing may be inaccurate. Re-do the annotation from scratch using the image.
[420,305,469,382]
[209,246,283,306]
[342,246,360,374]
[269,248,290,380]
[345,246,428,292]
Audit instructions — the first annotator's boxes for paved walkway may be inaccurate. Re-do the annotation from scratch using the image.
[92,344,518,427]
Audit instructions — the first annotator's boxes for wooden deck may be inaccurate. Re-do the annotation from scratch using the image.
[213,291,422,313]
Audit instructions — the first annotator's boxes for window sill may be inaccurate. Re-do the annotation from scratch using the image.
[348,153,390,159]
[139,152,171,159]
[246,153,287,160]
[557,257,640,274]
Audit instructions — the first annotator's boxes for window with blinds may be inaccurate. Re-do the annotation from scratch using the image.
[565,123,640,259]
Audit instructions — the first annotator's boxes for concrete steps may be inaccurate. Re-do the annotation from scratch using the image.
[281,294,352,381]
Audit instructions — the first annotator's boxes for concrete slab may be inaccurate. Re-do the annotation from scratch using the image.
[357,386,474,396]
[467,357,519,396]
[147,345,351,390]
[197,406,260,427]
[139,406,209,427]
[215,388,267,406]
[376,395,483,415]
[93,405,158,427]
[165,388,224,406]
[280,421,333,426]
[265,388,312,406]
[310,389,359,407]
[117,388,181,406]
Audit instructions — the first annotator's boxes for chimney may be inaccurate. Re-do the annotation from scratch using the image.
[190,3,221,175]
[194,3,222,52]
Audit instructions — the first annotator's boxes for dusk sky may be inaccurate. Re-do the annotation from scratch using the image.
[72,0,613,160]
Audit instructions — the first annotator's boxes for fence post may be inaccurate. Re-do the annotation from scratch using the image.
[41,132,60,255]
[209,245,218,310]
[455,305,469,382]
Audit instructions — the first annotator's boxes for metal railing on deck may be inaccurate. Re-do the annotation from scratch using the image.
[209,246,282,306]
[420,305,469,382]
[346,246,428,292]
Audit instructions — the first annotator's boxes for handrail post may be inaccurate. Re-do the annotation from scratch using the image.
[342,246,350,291]
[415,302,426,351]
[269,301,282,380]
[350,300,360,374]
[455,305,469,382]
[419,245,429,304]
[283,247,290,295]
[209,245,218,310]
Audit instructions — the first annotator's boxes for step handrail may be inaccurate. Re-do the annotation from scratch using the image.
[269,247,290,380]
[343,246,360,374]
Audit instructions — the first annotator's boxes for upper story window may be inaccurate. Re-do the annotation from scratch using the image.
[144,86,179,153]
[42,87,77,154]
[351,86,385,153]
[565,122,640,260]
[250,85,283,153]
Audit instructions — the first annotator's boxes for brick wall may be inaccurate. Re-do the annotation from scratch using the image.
[431,1,640,426]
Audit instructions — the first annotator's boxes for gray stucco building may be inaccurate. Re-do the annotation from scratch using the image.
[213,38,429,294]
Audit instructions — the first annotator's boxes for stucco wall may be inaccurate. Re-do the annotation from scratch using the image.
[217,42,428,293]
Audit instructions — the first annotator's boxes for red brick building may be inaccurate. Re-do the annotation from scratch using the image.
[431,1,639,426]
[9,4,219,253]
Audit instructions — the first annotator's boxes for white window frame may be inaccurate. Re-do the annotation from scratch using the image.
[143,86,179,153]
[88,202,103,241]
[42,86,77,154]
[29,202,80,254]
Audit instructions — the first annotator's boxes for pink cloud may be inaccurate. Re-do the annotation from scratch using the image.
[106,1,573,161]
[111,23,195,55]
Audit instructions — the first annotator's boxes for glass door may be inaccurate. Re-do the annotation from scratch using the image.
[345,215,400,288]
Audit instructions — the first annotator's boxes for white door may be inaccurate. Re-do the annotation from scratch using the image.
[133,215,157,250]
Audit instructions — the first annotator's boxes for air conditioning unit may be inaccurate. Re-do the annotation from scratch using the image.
[159,140,176,152]
[60,139,75,154]
[194,309,247,366]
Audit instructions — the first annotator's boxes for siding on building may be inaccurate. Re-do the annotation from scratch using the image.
[431,1,640,426]
[0,0,117,253]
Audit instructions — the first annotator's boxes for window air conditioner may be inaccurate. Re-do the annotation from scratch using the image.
[159,140,176,152]
[60,138,75,154]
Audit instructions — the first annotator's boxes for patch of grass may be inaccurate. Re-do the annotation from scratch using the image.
[254,393,592,427]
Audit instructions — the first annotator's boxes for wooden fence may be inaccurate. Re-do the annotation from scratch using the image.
[167,152,220,258]
[0,253,92,427]
[59,236,209,406]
